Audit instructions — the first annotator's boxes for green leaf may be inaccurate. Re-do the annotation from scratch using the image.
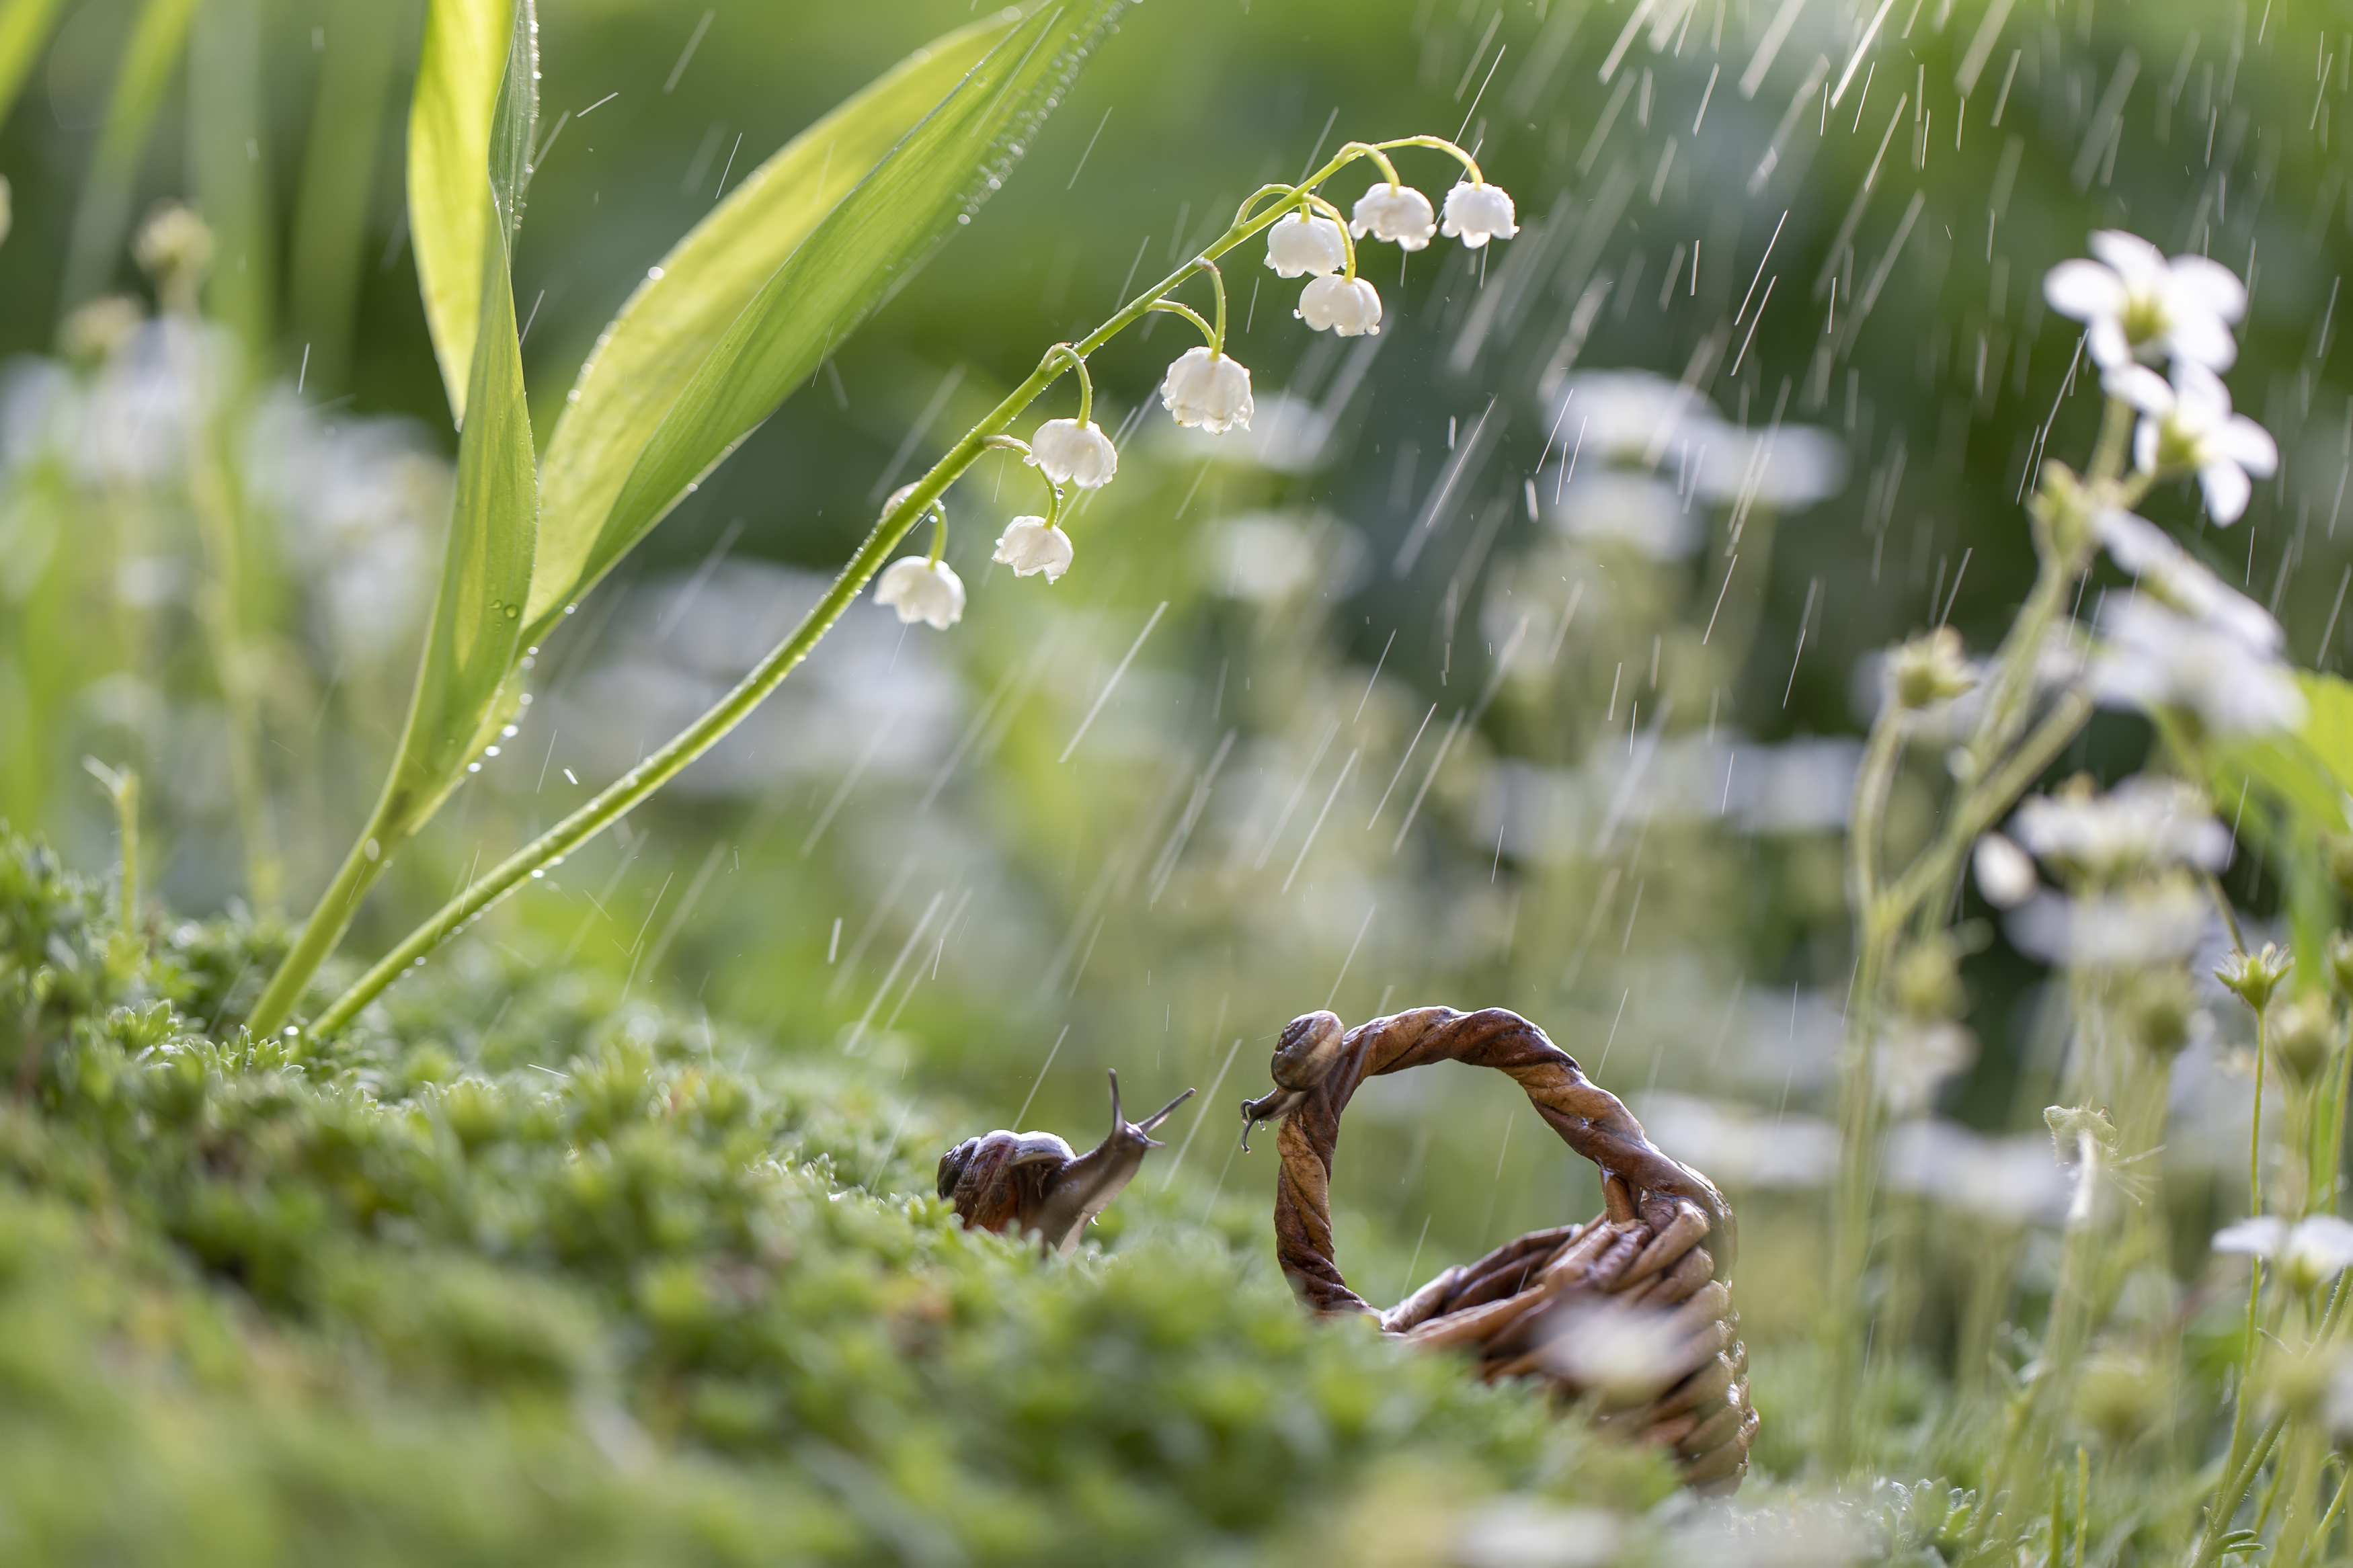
[0,0,67,131]
[407,0,520,421]
[2292,670,2353,801]
[58,0,198,311]
[527,11,1014,635]
[380,0,538,836]
[522,0,1128,643]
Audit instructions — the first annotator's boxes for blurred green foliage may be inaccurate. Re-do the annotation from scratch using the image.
[0,825,1678,1563]
[1,0,2351,1556]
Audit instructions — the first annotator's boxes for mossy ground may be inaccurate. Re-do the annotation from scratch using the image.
[0,829,1676,1565]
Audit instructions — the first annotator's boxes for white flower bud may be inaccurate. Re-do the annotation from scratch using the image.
[872,556,965,629]
[1159,345,1253,434]
[1264,212,1348,278]
[1295,274,1382,337]
[992,517,1074,582]
[1349,183,1436,250]
[1027,418,1118,489]
[1439,180,1518,248]
[1972,833,2038,909]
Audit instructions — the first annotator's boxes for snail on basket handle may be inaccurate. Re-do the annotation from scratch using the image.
[1242,1006,1758,1493]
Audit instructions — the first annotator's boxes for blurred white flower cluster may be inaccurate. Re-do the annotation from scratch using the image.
[0,323,447,662]
[2088,508,2303,735]
[1,315,222,488]
[559,559,961,799]
[1535,370,1845,560]
[2038,234,2301,734]
[1978,774,2229,971]
[247,391,450,660]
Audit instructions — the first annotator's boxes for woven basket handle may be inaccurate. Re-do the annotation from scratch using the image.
[1241,1006,1733,1315]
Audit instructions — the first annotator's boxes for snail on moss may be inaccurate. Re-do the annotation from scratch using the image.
[936,1071,1195,1254]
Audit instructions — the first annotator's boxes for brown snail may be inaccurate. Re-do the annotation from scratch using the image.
[936,1070,1195,1254]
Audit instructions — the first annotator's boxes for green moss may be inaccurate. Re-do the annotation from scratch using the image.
[0,828,1667,1565]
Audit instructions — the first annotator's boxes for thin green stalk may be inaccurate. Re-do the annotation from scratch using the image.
[82,758,138,932]
[165,294,280,911]
[2300,1456,2352,1566]
[1825,397,2135,1473]
[2253,1008,2269,1220]
[1963,1129,2105,1565]
[301,137,1431,1034]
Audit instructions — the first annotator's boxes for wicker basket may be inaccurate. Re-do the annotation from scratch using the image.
[1240,1005,1758,1493]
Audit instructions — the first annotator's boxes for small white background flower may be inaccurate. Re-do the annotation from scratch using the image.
[2105,362,2279,524]
[2215,1216,2353,1286]
[1027,418,1117,489]
[2093,593,2305,735]
[2044,230,2246,370]
[1973,833,2038,909]
[2096,508,2280,650]
[992,517,1073,582]
[2009,775,2231,881]
[1160,346,1253,434]
[873,556,965,629]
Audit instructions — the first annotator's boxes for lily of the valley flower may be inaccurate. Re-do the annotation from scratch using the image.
[873,556,965,629]
[2044,230,2246,371]
[1027,418,1117,489]
[1160,345,1254,434]
[992,516,1074,583]
[1440,181,1519,247]
[1295,274,1382,337]
[1264,212,1348,278]
[2104,361,2279,524]
[2096,508,2282,651]
[1350,183,1437,250]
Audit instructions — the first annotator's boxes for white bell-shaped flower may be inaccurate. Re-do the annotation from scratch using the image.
[1349,183,1436,251]
[1440,180,1519,248]
[1160,345,1254,434]
[2044,230,2246,371]
[1296,274,1382,337]
[1265,212,1348,278]
[1027,418,1117,489]
[873,555,965,629]
[2104,361,2278,524]
[992,516,1074,583]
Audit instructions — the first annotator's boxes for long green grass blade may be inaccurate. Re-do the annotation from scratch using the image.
[522,0,1126,645]
[58,0,198,313]
[0,0,65,130]
[383,0,538,831]
[526,10,1018,635]
[188,0,274,355]
[244,0,537,1037]
[408,0,519,420]
[288,0,403,395]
